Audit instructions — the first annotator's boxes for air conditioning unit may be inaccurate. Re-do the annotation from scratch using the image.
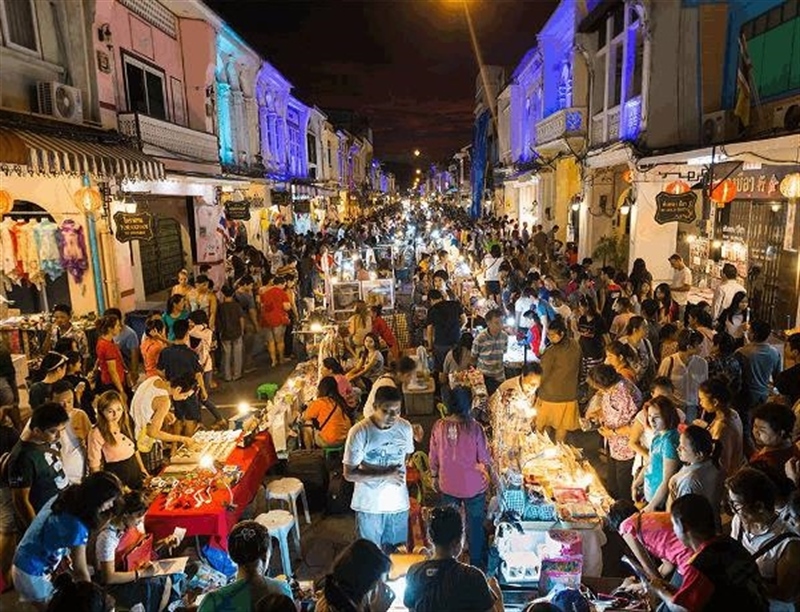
[36,82,83,124]
[772,102,800,132]
[700,110,740,145]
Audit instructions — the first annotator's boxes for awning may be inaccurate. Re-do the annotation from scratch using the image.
[0,127,164,181]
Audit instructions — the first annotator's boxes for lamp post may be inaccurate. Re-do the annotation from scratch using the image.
[73,175,106,313]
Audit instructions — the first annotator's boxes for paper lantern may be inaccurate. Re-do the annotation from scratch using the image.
[0,189,13,215]
[665,180,691,195]
[779,172,800,199]
[73,175,103,214]
[710,179,737,206]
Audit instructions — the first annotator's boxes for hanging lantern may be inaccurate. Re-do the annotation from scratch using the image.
[665,180,691,195]
[0,189,13,215]
[73,175,103,214]
[779,172,800,199]
[622,169,633,183]
[710,179,737,206]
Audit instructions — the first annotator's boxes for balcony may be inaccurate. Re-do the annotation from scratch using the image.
[535,107,587,153]
[118,113,219,165]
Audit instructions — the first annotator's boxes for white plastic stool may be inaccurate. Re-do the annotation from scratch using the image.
[266,477,312,529]
[255,510,297,576]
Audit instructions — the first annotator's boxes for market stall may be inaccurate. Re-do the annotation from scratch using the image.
[489,392,613,585]
[144,430,277,550]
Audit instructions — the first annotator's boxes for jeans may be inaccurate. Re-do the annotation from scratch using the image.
[221,338,243,381]
[442,492,487,568]
[356,510,408,549]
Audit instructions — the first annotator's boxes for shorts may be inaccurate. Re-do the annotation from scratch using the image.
[263,325,286,344]
[536,399,580,432]
[173,397,201,422]
[12,566,54,603]
[0,487,18,534]
[356,510,409,548]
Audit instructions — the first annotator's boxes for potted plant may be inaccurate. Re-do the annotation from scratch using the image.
[592,235,629,270]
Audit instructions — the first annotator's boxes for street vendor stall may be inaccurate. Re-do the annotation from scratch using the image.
[145,431,277,550]
[489,389,613,586]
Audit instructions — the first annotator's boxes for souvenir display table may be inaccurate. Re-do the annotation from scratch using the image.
[144,431,277,550]
[490,395,613,585]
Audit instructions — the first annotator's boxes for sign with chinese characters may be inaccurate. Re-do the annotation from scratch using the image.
[655,191,698,224]
[224,200,250,220]
[113,211,154,243]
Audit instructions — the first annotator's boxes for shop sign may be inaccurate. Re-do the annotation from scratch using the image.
[655,191,697,224]
[113,211,154,243]
[271,190,291,207]
[225,200,250,220]
[727,167,790,200]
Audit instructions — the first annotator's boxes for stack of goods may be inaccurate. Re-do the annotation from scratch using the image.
[170,430,241,466]
[151,465,242,510]
[494,431,611,525]
[268,361,319,453]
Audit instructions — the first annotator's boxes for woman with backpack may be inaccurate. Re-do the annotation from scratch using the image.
[429,387,492,569]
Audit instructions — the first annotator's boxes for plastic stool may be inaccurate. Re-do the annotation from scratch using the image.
[266,477,312,528]
[255,510,297,576]
[323,445,345,460]
[257,383,279,400]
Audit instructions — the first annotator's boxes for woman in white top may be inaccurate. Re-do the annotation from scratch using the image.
[657,329,708,423]
[481,244,504,300]
[95,491,183,611]
[130,372,198,472]
[727,467,800,611]
[717,291,749,343]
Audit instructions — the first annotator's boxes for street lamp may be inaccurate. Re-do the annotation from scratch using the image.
[414,149,421,157]
[416,169,421,175]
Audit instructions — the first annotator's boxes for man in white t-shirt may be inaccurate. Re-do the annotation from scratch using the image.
[668,254,693,314]
[711,263,746,321]
[344,385,415,550]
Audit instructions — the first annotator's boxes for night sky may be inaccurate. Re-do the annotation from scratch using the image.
[208,0,558,183]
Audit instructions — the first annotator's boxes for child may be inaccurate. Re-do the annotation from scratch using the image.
[51,379,90,485]
[216,285,244,382]
[63,350,95,423]
[523,310,544,359]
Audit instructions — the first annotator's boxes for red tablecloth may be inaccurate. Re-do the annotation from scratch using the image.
[145,432,277,550]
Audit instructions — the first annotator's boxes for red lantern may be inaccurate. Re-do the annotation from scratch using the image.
[665,180,690,195]
[73,175,103,213]
[710,179,737,206]
[0,189,13,215]
[622,169,633,183]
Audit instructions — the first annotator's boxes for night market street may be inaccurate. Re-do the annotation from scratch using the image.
[1,0,800,611]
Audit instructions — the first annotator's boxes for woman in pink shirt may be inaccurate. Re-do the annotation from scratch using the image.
[429,386,492,568]
[88,390,148,490]
[321,357,358,409]
[608,500,694,581]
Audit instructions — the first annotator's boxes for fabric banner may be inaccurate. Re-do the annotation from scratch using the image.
[471,110,490,220]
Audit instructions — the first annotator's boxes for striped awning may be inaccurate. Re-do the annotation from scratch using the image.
[0,127,164,180]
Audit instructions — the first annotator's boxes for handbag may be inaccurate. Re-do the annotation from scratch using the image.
[115,526,154,571]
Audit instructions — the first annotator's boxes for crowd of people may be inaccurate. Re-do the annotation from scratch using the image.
[0,201,798,611]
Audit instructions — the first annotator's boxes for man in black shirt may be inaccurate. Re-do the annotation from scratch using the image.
[425,290,466,375]
[7,402,70,529]
[157,319,204,438]
[404,506,501,612]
